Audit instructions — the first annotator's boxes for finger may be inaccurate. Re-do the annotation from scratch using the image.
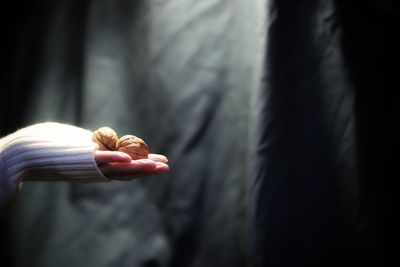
[117,162,169,178]
[95,150,132,165]
[154,162,170,172]
[100,161,169,181]
[100,159,156,175]
[110,159,157,170]
[148,154,168,163]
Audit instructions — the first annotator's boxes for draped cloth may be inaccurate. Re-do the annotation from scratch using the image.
[1,0,397,266]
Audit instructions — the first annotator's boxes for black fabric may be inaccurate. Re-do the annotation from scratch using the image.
[335,0,399,265]
[1,1,398,267]
[251,0,398,266]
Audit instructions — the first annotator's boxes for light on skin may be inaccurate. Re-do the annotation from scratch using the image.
[94,150,169,181]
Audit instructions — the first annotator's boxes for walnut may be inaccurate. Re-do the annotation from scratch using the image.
[117,135,149,160]
[92,127,119,151]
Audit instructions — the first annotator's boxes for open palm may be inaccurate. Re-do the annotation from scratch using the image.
[95,150,169,181]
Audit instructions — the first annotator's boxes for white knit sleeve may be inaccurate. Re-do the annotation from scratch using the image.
[0,122,108,208]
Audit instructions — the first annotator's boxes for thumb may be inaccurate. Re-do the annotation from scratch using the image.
[95,150,132,165]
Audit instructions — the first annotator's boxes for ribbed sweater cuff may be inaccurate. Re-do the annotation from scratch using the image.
[0,152,14,210]
[0,122,108,190]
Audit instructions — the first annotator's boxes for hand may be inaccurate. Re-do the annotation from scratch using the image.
[94,150,169,181]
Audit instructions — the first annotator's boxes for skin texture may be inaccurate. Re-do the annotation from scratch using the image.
[94,150,169,181]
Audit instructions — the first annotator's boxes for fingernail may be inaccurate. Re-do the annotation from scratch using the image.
[156,162,170,171]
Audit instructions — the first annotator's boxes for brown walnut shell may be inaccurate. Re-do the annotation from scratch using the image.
[92,127,119,151]
[117,135,149,160]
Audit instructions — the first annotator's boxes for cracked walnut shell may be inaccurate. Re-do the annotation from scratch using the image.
[117,135,149,160]
[92,127,119,151]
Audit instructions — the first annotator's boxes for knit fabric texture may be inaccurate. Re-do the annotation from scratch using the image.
[0,122,108,209]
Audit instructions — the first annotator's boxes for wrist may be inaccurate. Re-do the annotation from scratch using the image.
[1,122,108,184]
